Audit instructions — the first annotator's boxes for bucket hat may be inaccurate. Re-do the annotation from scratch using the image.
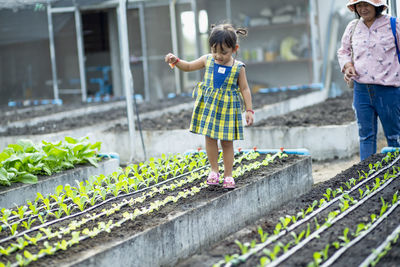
[347,0,388,12]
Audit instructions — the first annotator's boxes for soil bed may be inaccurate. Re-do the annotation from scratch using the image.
[109,91,352,132]
[0,153,304,266]
[255,91,354,127]
[177,152,400,267]
[2,89,316,135]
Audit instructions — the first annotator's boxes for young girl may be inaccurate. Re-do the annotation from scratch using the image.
[165,23,254,189]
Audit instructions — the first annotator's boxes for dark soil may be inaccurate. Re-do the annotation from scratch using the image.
[1,95,192,126]
[255,91,355,127]
[0,153,303,266]
[1,89,320,135]
[108,90,354,132]
[177,153,400,267]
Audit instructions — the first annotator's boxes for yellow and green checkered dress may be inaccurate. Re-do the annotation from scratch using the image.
[190,55,244,141]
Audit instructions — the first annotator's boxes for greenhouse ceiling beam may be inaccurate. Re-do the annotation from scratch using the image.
[118,0,137,162]
[48,6,75,12]
[50,0,119,10]
[128,0,191,8]
[78,1,119,10]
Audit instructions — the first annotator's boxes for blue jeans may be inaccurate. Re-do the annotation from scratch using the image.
[353,81,400,160]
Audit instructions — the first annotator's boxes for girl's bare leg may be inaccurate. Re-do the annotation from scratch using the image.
[205,136,219,173]
[220,140,234,177]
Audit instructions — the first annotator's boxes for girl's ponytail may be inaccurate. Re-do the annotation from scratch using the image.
[236,28,248,37]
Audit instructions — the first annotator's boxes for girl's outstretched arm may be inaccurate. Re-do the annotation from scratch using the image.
[165,53,207,72]
[238,67,254,126]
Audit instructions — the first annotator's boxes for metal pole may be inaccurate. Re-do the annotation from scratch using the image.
[47,1,59,100]
[389,0,397,16]
[309,0,320,84]
[169,0,182,95]
[226,0,231,22]
[139,2,150,102]
[118,0,137,162]
[191,0,201,82]
[74,3,88,102]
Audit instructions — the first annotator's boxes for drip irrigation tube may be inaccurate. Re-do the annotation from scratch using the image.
[359,222,400,267]
[132,88,147,160]
[321,199,400,267]
[266,171,400,267]
[228,153,400,266]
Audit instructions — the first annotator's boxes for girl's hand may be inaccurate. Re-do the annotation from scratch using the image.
[165,53,178,64]
[245,111,254,126]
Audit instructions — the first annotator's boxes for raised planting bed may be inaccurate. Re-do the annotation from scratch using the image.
[0,95,194,136]
[102,90,367,163]
[0,157,119,208]
[0,150,312,267]
[239,91,361,160]
[176,150,400,267]
[1,89,318,137]
[1,89,323,163]
[102,90,326,163]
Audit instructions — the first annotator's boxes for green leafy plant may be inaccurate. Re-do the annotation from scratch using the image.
[257,226,268,243]
[0,137,101,186]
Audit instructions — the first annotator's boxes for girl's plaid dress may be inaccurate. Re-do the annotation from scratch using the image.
[190,55,244,141]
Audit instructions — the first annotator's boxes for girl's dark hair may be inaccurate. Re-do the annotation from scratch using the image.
[354,5,385,18]
[208,24,247,50]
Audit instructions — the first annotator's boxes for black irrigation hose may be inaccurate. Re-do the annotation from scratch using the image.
[266,171,400,267]
[132,87,147,159]
[227,153,400,266]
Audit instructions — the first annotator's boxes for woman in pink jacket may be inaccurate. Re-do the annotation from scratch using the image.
[337,0,400,160]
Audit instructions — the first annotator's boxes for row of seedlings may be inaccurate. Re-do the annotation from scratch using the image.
[213,150,400,267]
[0,149,288,266]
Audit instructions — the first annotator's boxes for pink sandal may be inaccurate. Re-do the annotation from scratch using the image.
[223,177,235,189]
[207,171,220,185]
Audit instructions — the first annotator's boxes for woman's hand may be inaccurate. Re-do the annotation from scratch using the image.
[343,62,357,82]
